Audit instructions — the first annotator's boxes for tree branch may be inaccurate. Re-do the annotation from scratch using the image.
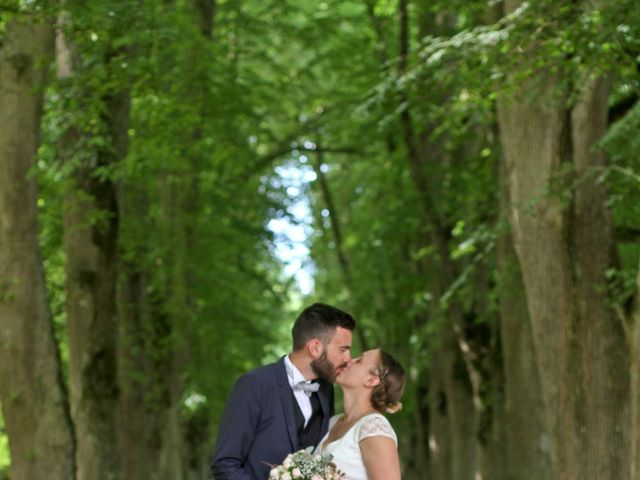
[608,93,638,125]
[615,226,640,243]
[247,141,362,180]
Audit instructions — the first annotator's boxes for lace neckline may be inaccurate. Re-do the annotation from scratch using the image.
[321,412,380,450]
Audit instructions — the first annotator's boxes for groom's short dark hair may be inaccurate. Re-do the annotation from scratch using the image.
[292,303,355,351]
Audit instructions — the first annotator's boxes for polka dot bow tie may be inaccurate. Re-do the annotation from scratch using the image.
[294,381,320,396]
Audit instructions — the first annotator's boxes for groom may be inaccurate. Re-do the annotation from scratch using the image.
[211,303,355,480]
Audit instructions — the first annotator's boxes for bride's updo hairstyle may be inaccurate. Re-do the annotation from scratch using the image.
[370,350,406,414]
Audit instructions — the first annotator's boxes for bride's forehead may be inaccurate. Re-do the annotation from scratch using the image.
[362,349,379,361]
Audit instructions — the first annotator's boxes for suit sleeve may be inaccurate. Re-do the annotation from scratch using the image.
[211,374,262,480]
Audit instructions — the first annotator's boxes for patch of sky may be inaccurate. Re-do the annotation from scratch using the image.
[267,160,317,295]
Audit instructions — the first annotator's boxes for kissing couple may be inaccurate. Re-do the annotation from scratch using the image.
[211,303,406,480]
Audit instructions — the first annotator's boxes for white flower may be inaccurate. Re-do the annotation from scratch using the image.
[267,448,341,480]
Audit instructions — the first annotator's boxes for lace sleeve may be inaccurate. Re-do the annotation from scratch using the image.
[357,414,397,445]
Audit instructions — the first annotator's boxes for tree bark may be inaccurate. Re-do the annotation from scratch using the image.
[428,340,453,480]
[428,329,478,480]
[118,233,172,480]
[631,259,640,478]
[158,2,220,477]
[0,16,76,479]
[497,154,551,480]
[497,8,630,472]
[56,17,127,479]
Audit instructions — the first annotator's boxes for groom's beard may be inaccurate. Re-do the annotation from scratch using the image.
[311,351,344,382]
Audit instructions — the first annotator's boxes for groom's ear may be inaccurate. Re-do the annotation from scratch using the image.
[307,338,323,358]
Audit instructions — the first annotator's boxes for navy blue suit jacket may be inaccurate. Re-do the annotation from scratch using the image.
[211,357,334,480]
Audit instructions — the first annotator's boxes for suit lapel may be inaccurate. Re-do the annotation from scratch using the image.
[317,381,333,433]
[317,383,330,418]
[276,358,299,449]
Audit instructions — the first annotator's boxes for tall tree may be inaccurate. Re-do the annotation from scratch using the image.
[115,2,179,476]
[55,9,130,478]
[0,13,75,480]
[396,1,488,476]
[497,1,630,477]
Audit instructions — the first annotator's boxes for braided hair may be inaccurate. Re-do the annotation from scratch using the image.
[370,350,406,414]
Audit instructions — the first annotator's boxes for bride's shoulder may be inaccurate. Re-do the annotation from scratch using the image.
[358,412,389,424]
[356,413,397,443]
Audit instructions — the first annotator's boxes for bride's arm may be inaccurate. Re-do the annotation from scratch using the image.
[360,436,401,480]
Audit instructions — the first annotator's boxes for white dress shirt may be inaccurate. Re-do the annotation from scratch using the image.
[284,355,313,426]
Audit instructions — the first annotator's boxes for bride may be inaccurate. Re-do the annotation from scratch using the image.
[316,349,406,480]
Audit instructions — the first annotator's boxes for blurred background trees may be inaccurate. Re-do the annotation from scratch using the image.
[1,0,639,479]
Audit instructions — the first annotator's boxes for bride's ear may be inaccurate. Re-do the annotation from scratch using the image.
[365,375,380,388]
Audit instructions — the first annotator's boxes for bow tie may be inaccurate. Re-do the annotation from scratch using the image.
[294,381,320,396]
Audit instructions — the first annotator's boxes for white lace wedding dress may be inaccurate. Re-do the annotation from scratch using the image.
[315,413,397,480]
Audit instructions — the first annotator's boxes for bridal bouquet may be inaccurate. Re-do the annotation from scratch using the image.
[268,447,345,480]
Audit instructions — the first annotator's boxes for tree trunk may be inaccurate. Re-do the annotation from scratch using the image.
[479,350,506,480]
[156,3,220,475]
[446,353,478,480]
[497,154,551,480]
[467,260,505,480]
[408,363,428,476]
[397,2,485,477]
[631,259,640,478]
[428,330,477,480]
[428,341,453,480]
[56,17,127,480]
[118,233,172,480]
[498,10,629,473]
[0,16,76,479]
[310,142,369,351]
